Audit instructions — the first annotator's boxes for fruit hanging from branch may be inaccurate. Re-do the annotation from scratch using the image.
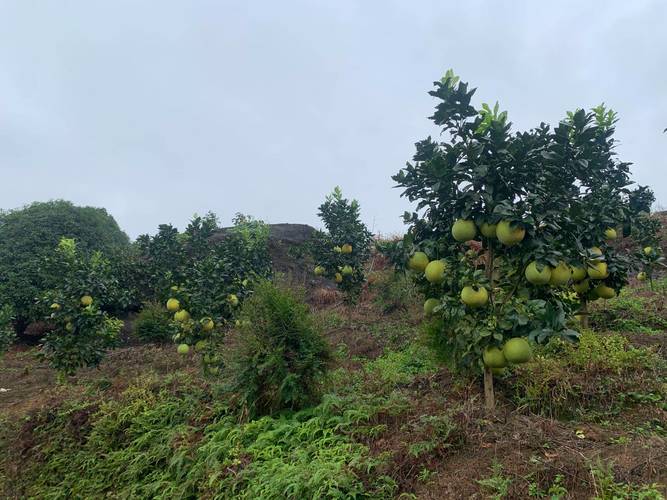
[408,252,429,272]
[604,228,617,240]
[166,298,180,312]
[525,262,552,285]
[549,262,572,287]
[423,298,439,316]
[496,221,525,246]
[460,286,488,308]
[424,260,446,284]
[503,338,532,364]
[451,219,477,242]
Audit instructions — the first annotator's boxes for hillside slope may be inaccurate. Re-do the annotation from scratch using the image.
[1,273,665,498]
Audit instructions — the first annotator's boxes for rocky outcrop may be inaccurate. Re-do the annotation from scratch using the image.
[211,223,318,283]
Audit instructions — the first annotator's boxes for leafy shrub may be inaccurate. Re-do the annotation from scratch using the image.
[0,304,15,356]
[41,238,131,316]
[134,302,174,343]
[132,213,219,304]
[227,280,331,417]
[39,238,122,376]
[124,213,272,374]
[0,200,130,330]
[40,312,122,378]
[182,214,271,320]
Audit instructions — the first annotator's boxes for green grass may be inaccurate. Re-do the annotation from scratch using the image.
[363,344,437,386]
[508,330,666,419]
[589,277,667,334]
[313,309,346,331]
[588,460,664,500]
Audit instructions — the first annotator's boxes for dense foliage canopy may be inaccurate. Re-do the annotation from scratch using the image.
[0,200,129,330]
[392,70,658,374]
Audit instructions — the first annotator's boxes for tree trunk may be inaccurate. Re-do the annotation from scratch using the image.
[486,244,495,302]
[484,242,496,412]
[580,299,589,329]
[483,366,495,412]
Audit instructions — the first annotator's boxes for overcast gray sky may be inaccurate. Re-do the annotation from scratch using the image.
[1,1,665,239]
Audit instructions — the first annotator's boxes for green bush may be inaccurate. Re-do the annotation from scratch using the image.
[134,302,174,343]
[0,200,130,330]
[182,214,272,320]
[0,304,15,356]
[133,213,271,321]
[132,213,219,305]
[227,280,331,417]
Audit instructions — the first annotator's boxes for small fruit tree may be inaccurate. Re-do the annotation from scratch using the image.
[393,70,653,409]
[628,187,665,287]
[310,187,373,306]
[157,213,272,373]
[40,238,122,379]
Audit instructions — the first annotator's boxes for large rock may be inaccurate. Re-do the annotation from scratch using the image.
[211,223,317,281]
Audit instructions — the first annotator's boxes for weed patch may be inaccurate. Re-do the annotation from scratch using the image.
[1,344,444,498]
[507,331,666,419]
[589,278,667,334]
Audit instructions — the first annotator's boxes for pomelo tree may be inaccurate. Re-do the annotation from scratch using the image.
[39,238,122,380]
[158,214,272,374]
[310,187,373,306]
[627,187,665,287]
[393,70,653,409]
